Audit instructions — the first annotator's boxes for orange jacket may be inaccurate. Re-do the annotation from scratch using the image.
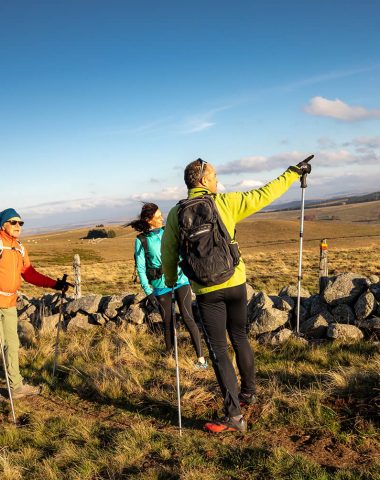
[0,230,56,308]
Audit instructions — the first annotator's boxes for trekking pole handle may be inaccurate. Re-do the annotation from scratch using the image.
[299,155,313,189]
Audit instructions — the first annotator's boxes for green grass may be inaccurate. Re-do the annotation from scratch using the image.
[1,325,379,479]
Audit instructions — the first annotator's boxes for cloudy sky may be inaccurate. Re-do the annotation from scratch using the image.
[1,1,379,230]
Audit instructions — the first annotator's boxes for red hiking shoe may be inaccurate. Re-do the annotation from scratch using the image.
[204,416,247,433]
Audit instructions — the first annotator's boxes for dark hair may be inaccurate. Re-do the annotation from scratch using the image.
[128,203,158,233]
[184,158,206,189]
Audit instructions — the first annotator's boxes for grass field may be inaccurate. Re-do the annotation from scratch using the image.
[1,207,380,479]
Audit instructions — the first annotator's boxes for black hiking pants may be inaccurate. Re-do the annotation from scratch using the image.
[196,283,256,417]
[156,285,203,358]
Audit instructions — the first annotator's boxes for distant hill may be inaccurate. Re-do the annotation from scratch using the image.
[265,191,380,212]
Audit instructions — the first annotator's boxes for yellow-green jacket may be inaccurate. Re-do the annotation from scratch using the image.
[161,166,300,295]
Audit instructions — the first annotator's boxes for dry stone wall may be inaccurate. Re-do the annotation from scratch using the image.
[16,272,380,346]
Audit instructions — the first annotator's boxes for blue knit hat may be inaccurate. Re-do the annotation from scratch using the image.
[0,208,22,227]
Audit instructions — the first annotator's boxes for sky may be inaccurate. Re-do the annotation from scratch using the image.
[1,0,380,230]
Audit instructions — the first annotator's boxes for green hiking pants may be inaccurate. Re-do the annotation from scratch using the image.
[0,307,23,390]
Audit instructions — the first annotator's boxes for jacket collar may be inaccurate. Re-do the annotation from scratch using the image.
[188,187,212,199]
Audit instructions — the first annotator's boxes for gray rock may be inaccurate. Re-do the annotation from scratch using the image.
[369,275,380,285]
[356,316,380,334]
[369,282,380,301]
[250,307,289,335]
[322,273,369,306]
[299,312,334,338]
[100,294,125,318]
[39,313,60,334]
[354,291,376,320]
[332,304,356,324]
[18,304,37,322]
[270,295,293,312]
[246,283,256,303]
[309,295,329,316]
[66,313,98,331]
[90,313,108,325]
[146,312,162,324]
[17,320,36,345]
[64,294,102,315]
[279,284,311,302]
[247,291,273,323]
[327,323,364,342]
[270,328,294,345]
[125,304,145,325]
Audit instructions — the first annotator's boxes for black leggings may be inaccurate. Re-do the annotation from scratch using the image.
[156,285,203,358]
[196,283,256,417]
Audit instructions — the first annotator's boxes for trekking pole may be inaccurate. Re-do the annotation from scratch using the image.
[53,274,67,377]
[296,156,313,334]
[172,287,182,436]
[0,334,17,425]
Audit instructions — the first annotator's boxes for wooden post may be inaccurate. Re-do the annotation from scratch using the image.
[319,239,328,294]
[73,254,81,299]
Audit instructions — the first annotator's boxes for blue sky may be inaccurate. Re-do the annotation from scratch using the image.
[1,1,380,229]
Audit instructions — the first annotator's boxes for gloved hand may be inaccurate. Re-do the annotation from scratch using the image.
[54,276,73,293]
[147,293,159,309]
[293,154,313,175]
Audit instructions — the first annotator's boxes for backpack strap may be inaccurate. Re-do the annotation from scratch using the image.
[137,233,150,266]
[0,238,25,258]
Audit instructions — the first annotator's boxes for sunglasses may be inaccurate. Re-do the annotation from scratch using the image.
[6,220,24,226]
[198,159,208,180]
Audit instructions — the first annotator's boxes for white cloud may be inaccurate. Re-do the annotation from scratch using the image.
[352,135,380,149]
[304,96,380,121]
[227,179,264,190]
[130,186,186,201]
[182,121,215,133]
[218,152,310,174]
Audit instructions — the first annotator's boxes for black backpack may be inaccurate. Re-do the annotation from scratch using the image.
[177,195,240,286]
[132,233,163,283]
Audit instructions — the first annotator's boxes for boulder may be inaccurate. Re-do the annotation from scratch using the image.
[100,294,125,318]
[299,312,334,338]
[250,307,289,335]
[246,283,256,303]
[356,316,380,335]
[66,313,98,331]
[64,294,102,315]
[125,304,145,325]
[368,275,380,285]
[247,292,273,323]
[39,313,60,334]
[279,284,311,303]
[332,304,356,324]
[270,295,293,312]
[327,323,364,343]
[309,295,329,316]
[17,320,36,345]
[354,291,376,320]
[18,304,36,322]
[369,282,380,301]
[322,273,369,306]
[270,328,294,345]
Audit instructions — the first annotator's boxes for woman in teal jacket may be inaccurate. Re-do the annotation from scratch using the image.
[129,203,207,368]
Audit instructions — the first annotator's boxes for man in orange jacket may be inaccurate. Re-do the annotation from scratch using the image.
[0,208,70,399]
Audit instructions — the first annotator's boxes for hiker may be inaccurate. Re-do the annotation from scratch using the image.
[128,203,207,369]
[161,157,312,433]
[0,208,71,399]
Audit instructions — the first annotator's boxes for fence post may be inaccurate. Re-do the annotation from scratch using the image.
[319,239,328,294]
[73,254,81,299]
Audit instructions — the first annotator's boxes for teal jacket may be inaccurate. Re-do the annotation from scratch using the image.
[161,166,301,295]
[135,227,190,296]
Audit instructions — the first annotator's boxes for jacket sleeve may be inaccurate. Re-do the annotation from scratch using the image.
[161,207,179,287]
[135,237,153,296]
[21,249,57,288]
[221,167,300,223]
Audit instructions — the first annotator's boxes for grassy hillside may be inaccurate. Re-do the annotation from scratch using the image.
[1,213,379,479]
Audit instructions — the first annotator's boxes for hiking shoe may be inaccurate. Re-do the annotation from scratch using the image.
[12,383,41,399]
[204,416,247,433]
[195,359,208,370]
[239,392,257,407]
